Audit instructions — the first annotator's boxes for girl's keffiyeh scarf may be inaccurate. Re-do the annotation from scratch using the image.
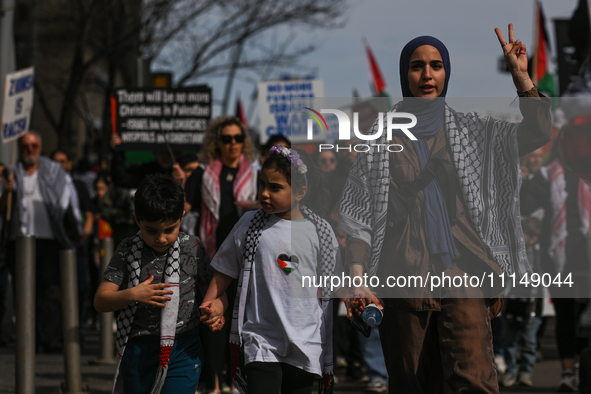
[545,160,591,274]
[112,232,181,394]
[201,155,256,257]
[14,156,74,248]
[229,207,336,394]
[339,104,532,278]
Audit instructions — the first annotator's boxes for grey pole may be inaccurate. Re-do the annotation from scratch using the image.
[95,238,115,364]
[15,235,35,394]
[60,248,84,394]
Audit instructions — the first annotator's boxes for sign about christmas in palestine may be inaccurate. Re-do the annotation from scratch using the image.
[112,86,212,150]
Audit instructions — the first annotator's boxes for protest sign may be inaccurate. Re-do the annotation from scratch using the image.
[258,79,324,144]
[1,67,34,143]
[112,86,211,150]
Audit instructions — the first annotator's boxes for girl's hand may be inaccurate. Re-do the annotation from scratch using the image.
[494,24,534,91]
[132,275,173,308]
[209,315,226,331]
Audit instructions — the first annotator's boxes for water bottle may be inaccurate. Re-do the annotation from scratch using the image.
[362,302,383,327]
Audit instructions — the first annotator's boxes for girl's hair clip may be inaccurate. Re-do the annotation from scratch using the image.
[269,144,308,174]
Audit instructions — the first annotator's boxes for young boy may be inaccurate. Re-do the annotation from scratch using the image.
[94,174,223,394]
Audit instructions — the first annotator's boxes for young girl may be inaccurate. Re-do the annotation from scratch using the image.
[199,145,340,394]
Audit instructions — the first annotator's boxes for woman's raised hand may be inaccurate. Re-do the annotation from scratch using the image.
[495,23,534,92]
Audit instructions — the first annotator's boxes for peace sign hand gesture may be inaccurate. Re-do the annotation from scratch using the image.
[495,23,535,93]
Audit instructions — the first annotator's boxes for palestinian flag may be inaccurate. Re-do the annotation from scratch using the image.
[533,0,558,97]
[364,39,388,97]
[235,95,248,128]
[277,253,298,274]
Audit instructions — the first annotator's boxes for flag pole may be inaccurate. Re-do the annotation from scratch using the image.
[532,0,540,84]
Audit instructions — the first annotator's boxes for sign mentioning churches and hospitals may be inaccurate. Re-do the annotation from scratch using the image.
[113,86,212,150]
[1,67,34,144]
[258,79,325,144]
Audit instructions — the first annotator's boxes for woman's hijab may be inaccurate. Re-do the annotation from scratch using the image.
[399,36,451,98]
[397,36,458,268]
[399,36,451,134]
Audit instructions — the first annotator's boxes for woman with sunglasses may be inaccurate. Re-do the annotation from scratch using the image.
[316,149,339,174]
[184,115,256,394]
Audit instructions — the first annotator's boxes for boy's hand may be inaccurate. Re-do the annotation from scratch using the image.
[199,298,226,331]
[132,275,173,308]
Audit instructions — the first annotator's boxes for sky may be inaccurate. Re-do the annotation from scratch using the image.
[298,0,577,99]
[182,0,580,126]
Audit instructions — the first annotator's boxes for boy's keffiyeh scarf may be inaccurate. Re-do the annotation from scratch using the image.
[229,207,336,394]
[201,155,256,257]
[112,232,181,394]
[339,103,532,278]
[14,156,73,248]
[545,160,591,274]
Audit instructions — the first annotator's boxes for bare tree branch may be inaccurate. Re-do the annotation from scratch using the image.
[21,0,346,158]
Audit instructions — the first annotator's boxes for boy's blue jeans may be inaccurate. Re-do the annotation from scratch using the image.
[503,316,542,375]
[121,328,203,394]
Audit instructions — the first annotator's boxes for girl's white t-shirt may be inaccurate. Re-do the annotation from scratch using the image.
[212,211,328,376]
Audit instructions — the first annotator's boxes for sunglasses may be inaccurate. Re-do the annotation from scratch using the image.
[220,134,245,144]
[321,158,336,164]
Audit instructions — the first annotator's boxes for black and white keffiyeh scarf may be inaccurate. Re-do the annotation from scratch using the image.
[339,103,532,278]
[14,156,74,248]
[229,207,337,393]
[112,232,181,394]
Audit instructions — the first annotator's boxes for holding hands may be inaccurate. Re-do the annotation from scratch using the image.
[495,23,535,93]
[199,297,227,332]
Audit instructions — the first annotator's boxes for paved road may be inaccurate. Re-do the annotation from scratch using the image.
[0,318,567,393]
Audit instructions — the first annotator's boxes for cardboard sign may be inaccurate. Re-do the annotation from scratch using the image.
[1,67,34,143]
[258,79,325,144]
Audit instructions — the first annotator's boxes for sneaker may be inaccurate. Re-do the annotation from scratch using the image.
[518,371,533,386]
[501,372,518,387]
[558,370,578,392]
[366,377,388,393]
[494,354,507,375]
